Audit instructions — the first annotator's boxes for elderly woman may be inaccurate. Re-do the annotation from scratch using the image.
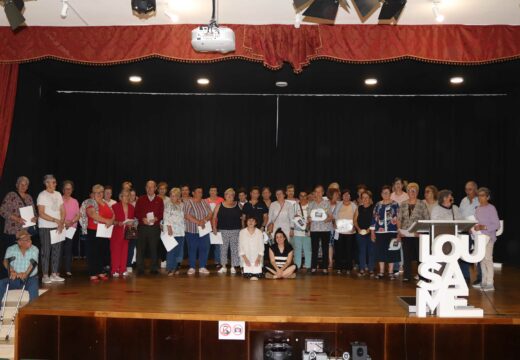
[292,190,311,271]
[327,187,341,271]
[61,180,80,277]
[239,215,264,280]
[308,185,333,274]
[430,190,462,221]
[163,188,185,276]
[391,177,409,204]
[474,187,500,292]
[126,189,139,273]
[371,185,401,280]
[213,188,243,274]
[110,189,135,277]
[333,189,357,275]
[267,189,295,243]
[423,185,438,216]
[1,176,38,256]
[264,229,297,279]
[397,183,430,282]
[354,191,375,276]
[183,186,213,275]
[85,185,114,281]
[37,174,66,284]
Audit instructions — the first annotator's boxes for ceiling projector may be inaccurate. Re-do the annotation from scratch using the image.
[191,25,235,54]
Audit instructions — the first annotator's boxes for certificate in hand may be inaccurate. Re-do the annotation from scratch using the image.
[65,226,77,239]
[160,232,178,252]
[96,224,114,238]
[146,212,155,225]
[336,219,354,234]
[210,232,223,244]
[198,221,212,237]
[292,216,307,231]
[50,229,66,244]
[243,265,262,274]
[19,206,36,228]
[310,209,326,222]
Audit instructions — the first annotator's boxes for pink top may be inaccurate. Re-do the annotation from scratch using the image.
[390,192,409,205]
[63,196,80,228]
[205,197,224,211]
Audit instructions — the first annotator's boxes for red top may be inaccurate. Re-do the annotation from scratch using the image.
[134,195,164,226]
[87,201,113,230]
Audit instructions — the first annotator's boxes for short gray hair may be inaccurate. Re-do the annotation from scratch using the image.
[437,189,453,205]
[16,176,30,187]
[43,174,56,184]
[477,187,491,198]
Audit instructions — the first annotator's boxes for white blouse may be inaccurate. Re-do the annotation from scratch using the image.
[239,227,264,265]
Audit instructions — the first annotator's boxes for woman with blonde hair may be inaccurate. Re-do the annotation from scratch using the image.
[164,188,185,276]
[213,188,243,274]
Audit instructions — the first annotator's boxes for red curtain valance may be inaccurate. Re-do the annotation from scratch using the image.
[1,24,520,72]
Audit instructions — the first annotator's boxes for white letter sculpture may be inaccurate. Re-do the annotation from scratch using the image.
[416,233,488,317]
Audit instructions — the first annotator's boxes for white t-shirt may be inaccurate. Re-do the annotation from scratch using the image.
[37,190,64,228]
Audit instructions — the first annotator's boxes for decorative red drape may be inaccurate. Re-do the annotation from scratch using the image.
[1,25,520,72]
[0,64,18,179]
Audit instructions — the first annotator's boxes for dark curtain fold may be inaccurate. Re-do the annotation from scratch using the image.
[0,63,18,179]
[2,25,520,71]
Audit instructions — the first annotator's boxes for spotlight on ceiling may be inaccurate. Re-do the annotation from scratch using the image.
[129,75,142,83]
[365,78,378,86]
[450,76,464,84]
[378,0,407,23]
[351,0,380,19]
[61,0,69,19]
[432,1,444,23]
[197,78,210,85]
[275,81,288,88]
[3,0,25,31]
[294,0,345,22]
[131,0,156,15]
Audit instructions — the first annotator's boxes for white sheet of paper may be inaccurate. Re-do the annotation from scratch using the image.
[333,230,340,240]
[50,229,66,244]
[399,228,415,237]
[198,221,212,237]
[146,212,155,225]
[210,232,223,244]
[19,206,36,227]
[263,232,270,244]
[336,219,354,234]
[160,232,179,252]
[65,226,77,239]
[388,238,402,250]
[96,224,114,238]
[243,265,262,274]
[310,208,326,222]
[292,216,307,231]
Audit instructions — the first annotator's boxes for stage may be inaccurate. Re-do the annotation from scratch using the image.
[15,264,520,359]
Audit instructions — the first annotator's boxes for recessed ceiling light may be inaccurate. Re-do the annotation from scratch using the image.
[450,76,464,84]
[365,78,378,86]
[129,75,142,83]
[275,81,288,88]
[432,4,444,23]
[197,78,210,85]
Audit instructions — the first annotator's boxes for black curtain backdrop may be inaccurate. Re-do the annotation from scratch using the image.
[1,70,519,265]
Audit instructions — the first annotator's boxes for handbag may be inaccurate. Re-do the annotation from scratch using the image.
[125,225,138,240]
[14,191,38,236]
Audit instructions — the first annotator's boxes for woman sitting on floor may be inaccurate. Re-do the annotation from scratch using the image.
[239,215,264,280]
[264,229,297,279]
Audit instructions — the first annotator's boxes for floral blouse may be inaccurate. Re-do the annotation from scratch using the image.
[371,201,400,233]
[163,202,185,237]
[0,191,36,235]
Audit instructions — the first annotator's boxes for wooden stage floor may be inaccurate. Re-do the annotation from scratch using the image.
[21,264,520,324]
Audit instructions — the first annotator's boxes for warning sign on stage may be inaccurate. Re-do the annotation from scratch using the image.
[218,321,246,340]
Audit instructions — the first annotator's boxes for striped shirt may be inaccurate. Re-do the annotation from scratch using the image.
[182,199,212,233]
[5,244,39,277]
[270,243,294,269]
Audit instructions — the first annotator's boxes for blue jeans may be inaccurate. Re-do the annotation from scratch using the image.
[166,236,185,271]
[211,244,221,264]
[292,235,312,269]
[186,232,210,269]
[0,276,39,302]
[356,233,375,271]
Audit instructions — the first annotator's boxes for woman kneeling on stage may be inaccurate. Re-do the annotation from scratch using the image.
[264,229,297,279]
[239,215,265,280]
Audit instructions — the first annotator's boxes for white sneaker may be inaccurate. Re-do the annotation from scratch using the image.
[230,267,237,274]
[42,275,51,284]
[126,267,133,273]
[218,267,227,274]
[472,282,482,289]
[160,261,167,269]
[113,272,120,278]
[199,267,210,274]
[481,285,495,292]
[50,274,65,282]
[122,271,129,277]
[187,268,196,275]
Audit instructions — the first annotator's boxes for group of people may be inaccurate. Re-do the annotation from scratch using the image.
[0,175,500,300]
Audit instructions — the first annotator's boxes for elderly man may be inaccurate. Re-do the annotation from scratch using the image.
[134,180,164,275]
[460,181,483,287]
[0,230,39,302]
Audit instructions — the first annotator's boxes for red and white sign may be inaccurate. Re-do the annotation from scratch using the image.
[218,321,246,340]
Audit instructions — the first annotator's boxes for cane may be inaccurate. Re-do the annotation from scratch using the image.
[0,256,16,336]
[5,258,37,341]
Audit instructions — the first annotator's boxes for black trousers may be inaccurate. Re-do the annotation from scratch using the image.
[402,236,419,279]
[86,229,103,276]
[101,238,111,269]
[311,231,329,269]
[136,225,160,272]
[335,233,355,271]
